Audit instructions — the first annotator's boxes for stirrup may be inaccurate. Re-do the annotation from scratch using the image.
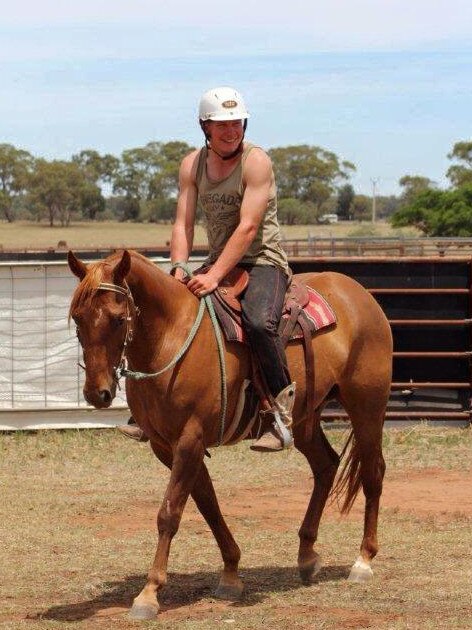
[250,382,296,452]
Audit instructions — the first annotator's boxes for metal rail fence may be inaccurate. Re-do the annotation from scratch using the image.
[1,254,471,429]
[4,236,472,263]
[282,237,472,258]
[290,256,472,425]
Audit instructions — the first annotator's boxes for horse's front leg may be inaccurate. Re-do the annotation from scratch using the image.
[129,426,205,620]
[147,439,243,603]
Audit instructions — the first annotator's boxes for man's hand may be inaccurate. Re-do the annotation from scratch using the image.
[186,270,220,297]
[173,267,188,283]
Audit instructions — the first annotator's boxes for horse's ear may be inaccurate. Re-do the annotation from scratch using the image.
[114,250,131,283]
[68,250,87,280]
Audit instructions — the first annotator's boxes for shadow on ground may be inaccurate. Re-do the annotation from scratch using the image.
[36,564,350,621]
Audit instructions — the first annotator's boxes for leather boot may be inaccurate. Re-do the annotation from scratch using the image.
[251,382,296,452]
[117,423,149,442]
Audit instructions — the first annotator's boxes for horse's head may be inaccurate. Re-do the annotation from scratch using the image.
[68,250,133,409]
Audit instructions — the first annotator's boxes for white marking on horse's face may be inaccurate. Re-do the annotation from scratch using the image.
[93,308,103,327]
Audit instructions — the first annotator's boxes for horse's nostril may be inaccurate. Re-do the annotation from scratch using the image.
[99,390,112,405]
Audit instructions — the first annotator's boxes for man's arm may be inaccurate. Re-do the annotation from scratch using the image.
[170,150,199,281]
[187,148,272,295]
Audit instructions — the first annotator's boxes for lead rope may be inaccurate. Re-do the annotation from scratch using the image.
[120,263,228,446]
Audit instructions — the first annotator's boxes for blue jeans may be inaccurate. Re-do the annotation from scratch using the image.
[239,265,291,397]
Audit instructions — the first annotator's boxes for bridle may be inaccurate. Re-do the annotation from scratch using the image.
[96,281,139,385]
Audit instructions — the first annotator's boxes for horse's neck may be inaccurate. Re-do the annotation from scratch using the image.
[126,256,196,359]
[128,257,190,316]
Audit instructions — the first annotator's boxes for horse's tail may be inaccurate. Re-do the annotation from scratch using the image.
[329,430,362,515]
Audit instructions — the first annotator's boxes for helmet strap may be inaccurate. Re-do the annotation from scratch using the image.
[200,119,248,161]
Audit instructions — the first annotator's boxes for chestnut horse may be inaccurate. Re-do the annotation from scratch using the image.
[68,249,392,620]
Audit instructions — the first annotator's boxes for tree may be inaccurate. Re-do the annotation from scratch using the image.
[268,145,355,212]
[447,141,472,188]
[112,141,194,221]
[277,198,313,225]
[0,144,34,222]
[72,150,118,220]
[336,184,355,219]
[351,195,371,221]
[398,175,436,206]
[28,160,97,227]
[72,149,119,186]
[79,185,106,221]
[106,196,140,222]
[391,185,472,236]
[376,195,401,220]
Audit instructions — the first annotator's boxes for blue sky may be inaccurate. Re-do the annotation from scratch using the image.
[2,1,471,195]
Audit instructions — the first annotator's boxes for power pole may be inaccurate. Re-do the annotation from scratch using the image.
[371,178,379,223]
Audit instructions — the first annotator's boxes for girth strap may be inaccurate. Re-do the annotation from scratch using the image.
[298,315,316,443]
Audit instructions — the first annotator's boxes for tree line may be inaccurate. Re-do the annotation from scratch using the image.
[1,139,471,234]
[391,141,472,236]
[0,140,382,227]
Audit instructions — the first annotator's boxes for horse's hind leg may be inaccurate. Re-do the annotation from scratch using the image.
[189,462,243,600]
[294,418,340,584]
[338,390,387,582]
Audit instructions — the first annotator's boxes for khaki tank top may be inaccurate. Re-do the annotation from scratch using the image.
[196,142,289,273]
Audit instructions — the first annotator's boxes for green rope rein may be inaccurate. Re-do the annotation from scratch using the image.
[121,262,228,446]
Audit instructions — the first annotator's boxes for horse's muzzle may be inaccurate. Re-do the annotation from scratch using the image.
[83,385,116,409]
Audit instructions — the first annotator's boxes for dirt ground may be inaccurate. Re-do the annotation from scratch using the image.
[66,467,471,628]
[79,468,472,539]
[2,429,471,629]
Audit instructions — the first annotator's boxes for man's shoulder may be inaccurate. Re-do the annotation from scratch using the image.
[182,147,203,166]
[244,141,267,154]
[181,148,204,180]
[243,144,272,177]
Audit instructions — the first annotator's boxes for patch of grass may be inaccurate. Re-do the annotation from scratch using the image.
[0,220,419,251]
[346,223,418,238]
[0,425,471,629]
[381,423,472,469]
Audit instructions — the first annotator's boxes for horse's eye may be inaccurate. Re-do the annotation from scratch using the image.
[111,316,126,329]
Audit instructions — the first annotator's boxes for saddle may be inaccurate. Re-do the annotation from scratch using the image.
[214,267,309,321]
[207,266,336,444]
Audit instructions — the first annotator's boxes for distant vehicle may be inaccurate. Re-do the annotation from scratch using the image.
[319,213,339,224]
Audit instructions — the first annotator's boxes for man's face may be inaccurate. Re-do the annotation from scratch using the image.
[205,119,244,157]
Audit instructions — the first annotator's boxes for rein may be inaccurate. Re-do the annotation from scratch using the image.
[97,263,228,446]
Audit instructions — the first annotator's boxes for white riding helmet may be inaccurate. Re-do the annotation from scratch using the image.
[198,86,250,122]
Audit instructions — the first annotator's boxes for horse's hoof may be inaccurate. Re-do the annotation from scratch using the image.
[128,603,159,620]
[214,580,244,601]
[348,557,373,583]
[299,556,322,585]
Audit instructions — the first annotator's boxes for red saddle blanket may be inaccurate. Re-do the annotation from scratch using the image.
[210,286,336,344]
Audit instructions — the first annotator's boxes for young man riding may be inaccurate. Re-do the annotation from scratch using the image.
[120,86,295,451]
